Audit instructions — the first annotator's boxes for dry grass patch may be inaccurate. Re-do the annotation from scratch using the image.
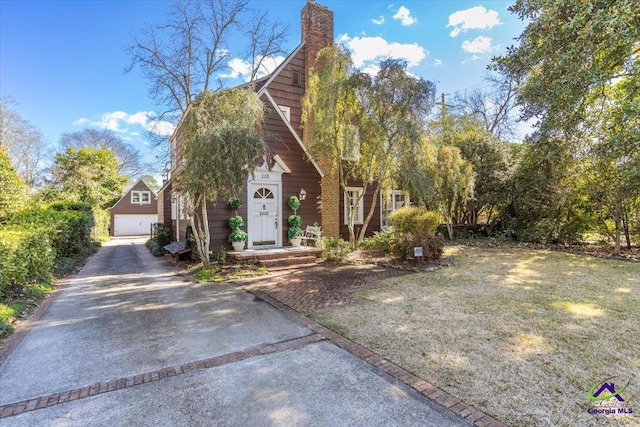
[312,246,640,427]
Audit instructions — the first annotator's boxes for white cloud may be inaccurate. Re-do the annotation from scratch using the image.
[447,6,501,37]
[433,59,443,67]
[76,110,175,137]
[338,34,427,71]
[461,55,481,64]
[220,55,285,82]
[372,16,385,25]
[72,117,89,126]
[392,6,417,26]
[461,36,498,54]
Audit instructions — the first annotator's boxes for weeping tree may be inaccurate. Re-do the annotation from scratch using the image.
[175,88,267,265]
[302,47,435,248]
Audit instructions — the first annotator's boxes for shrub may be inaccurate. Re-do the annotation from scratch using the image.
[388,207,439,236]
[48,200,92,213]
[146,239,166,257]
[154,224,172,246]
[391,233,444,261]
[0,229,54,297]
[323,237,352,262]
[8,207,93,260]
[361,227,398,253]
[92,208,110,241]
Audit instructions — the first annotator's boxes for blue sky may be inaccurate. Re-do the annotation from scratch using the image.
[0,0,527,170]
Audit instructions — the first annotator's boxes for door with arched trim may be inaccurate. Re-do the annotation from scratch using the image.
[250,184,278,247]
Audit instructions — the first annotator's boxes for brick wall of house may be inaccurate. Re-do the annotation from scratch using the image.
[302,0,340,237]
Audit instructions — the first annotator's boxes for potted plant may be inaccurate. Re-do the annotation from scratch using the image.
[288,214,303,247]
[288,196,303,247]
[228,229,248,252]
[228,214,247,251]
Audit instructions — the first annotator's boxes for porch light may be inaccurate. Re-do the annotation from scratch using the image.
[299,188,307,201]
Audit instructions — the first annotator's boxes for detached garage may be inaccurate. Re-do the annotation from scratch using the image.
[109,179,158,237]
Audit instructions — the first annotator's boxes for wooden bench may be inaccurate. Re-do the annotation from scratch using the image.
[300,225,322,247]
[163,241,191,266]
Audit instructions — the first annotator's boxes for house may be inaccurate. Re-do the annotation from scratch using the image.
[158,0,408,251]
[109,178,158,236]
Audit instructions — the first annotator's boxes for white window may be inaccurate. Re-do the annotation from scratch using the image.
[381,190,409,228]
[344,187,364,225]
[131,190,151,204]
[171,195,177,220]
[341,125,360,161]
[278,105,291,122]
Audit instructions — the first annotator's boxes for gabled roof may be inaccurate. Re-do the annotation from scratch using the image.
[170,39,324,177]
[257,41,305,97]
[109,178,157,210]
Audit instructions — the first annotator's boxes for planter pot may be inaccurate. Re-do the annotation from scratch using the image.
[232,241,245,252]
[290,237,302,247]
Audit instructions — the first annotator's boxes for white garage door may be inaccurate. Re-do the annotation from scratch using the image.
[113,214,158,236]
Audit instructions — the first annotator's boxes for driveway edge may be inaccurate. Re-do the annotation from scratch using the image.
[246,288,507,427]
[0,276,75,367]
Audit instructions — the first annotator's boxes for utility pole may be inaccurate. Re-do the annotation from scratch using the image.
[440,93,455,145]
[440,93,455,119]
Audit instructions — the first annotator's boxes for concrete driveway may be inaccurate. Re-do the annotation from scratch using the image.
[0,237,471,426]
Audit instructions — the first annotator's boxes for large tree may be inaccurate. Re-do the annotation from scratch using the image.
[492,0,639,135]
[52,147,128,209]
[493,0,639,252]
[0,96,50,190]
[302,47,435,247]
[453,72,519,141]
[126,0,288,118]
[60,128,144,178]
[175,88,267,264]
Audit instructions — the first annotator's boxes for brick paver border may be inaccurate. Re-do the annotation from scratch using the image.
[0,333,324,419]
[247,288,508,427]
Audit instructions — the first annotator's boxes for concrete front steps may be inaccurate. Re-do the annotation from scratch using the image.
[227,247,323,270]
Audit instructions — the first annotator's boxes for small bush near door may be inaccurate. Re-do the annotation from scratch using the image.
[323,237,352,262]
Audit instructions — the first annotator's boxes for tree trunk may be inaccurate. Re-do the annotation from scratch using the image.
[191,198,211,266]
[357,183,382,249]
[622,208,631,249]
[613,201,622,256]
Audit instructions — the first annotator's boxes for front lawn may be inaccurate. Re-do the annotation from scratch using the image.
[312,246,640,427]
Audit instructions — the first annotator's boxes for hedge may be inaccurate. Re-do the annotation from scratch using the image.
[0,229,54,297]
[8,207,93,259]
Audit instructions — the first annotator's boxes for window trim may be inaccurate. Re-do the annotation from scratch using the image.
[344,186,364,225]
[131,190,151,205]
[278,105,291,122]
[381,190,410,228]
[341,125,360,161]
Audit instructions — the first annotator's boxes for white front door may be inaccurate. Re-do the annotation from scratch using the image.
[249,184,279,247]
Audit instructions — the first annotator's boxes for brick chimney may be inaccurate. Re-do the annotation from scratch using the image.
[301,1,340,237]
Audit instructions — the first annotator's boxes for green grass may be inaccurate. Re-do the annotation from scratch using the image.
[0,282,53,340]
[312,246,640,427]
[192,263,268,283]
